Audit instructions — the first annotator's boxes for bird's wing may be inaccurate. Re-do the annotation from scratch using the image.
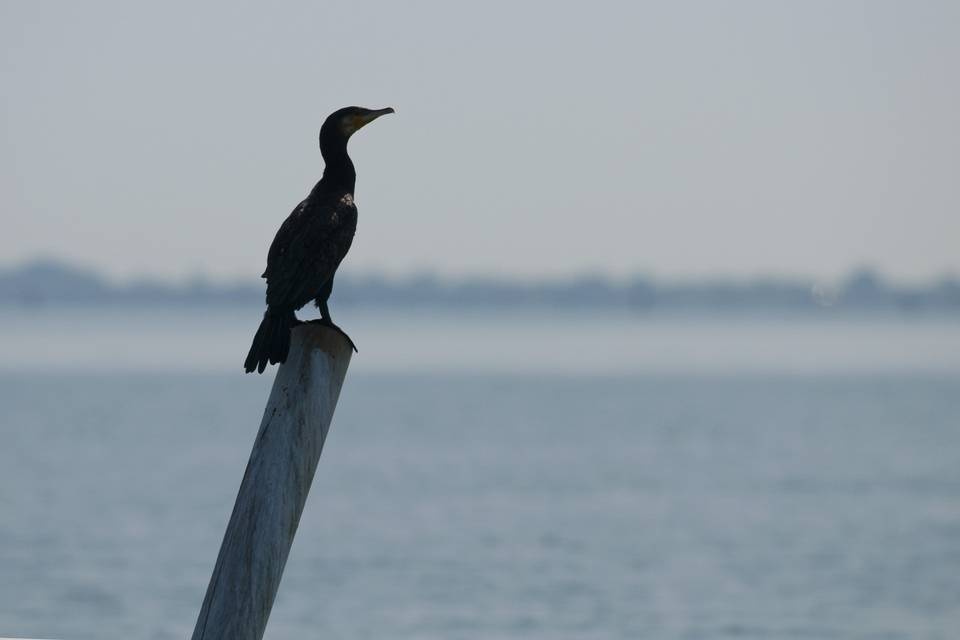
[262,194,357,310]
[262,198,308,278]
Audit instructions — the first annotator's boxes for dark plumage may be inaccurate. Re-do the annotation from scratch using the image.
[244,106,394,373]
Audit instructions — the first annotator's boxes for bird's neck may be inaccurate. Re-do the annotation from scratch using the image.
[319,142,356,195]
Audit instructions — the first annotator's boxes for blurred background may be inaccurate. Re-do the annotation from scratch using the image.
[1,1,958,638]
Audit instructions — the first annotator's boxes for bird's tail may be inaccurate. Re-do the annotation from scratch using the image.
[244,309,295,374]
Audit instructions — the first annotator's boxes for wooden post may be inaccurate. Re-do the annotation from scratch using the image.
[191,323,353,640]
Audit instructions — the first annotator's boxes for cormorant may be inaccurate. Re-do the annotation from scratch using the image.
[244,106,394,374]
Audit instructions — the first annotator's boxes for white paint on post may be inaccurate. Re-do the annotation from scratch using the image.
[191,324,353,640]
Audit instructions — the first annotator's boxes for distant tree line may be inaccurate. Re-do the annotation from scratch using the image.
[1,259,958,314]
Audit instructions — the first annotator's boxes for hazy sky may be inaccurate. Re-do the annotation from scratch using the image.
[1,1,958,282]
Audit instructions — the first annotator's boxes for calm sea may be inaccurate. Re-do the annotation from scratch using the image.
[0,307,958,639]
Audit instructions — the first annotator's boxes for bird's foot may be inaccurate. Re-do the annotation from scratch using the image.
[313,318,358,353]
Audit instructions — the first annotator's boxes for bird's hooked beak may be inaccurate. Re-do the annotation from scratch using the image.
[366,107,395,120]
[346,107,395,136]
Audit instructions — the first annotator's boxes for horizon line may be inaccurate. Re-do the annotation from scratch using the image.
[3,256,959,288]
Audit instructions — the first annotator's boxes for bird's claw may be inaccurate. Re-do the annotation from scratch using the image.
[312,318,358,353]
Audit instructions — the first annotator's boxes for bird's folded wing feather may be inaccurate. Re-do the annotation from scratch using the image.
[262,195,356,310]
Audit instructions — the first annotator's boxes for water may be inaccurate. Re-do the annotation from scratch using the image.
[1,306,959,375]
[0,309,958,639]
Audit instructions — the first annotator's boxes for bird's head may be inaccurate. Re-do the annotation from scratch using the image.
[320,106,395,146]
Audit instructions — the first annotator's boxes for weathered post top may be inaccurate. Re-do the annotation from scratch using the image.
[192,323,353,640]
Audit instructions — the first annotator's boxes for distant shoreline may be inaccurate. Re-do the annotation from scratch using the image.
[1,259,958,315]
